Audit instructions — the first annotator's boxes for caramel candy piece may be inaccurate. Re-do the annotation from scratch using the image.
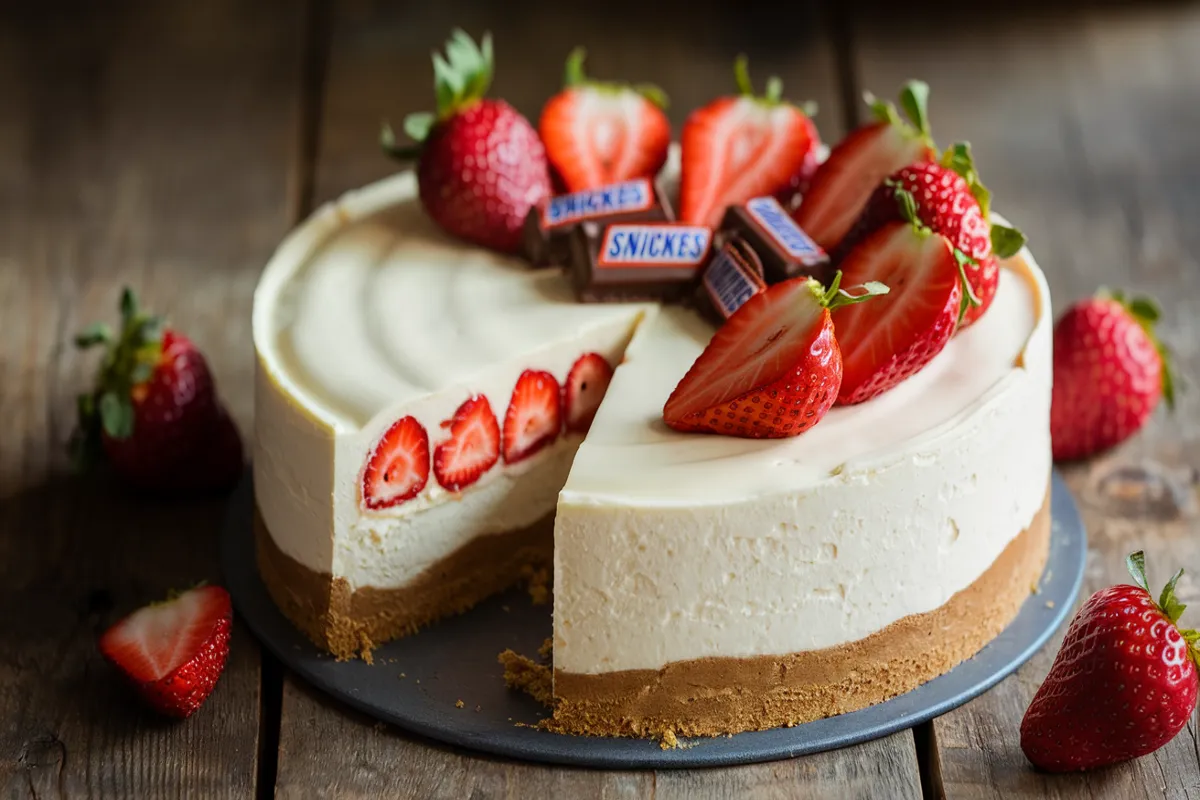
[718,195,830,284]
[523,178,673,267]
[568,221,712,303]
[694,237,768,324]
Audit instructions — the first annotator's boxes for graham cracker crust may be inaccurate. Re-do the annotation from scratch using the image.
[549,486,1052,738]
[255,511,553,661]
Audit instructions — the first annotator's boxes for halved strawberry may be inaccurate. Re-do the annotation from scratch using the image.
[794,80,937,252]
[836,144,1026,328]
[664,274,887,438]
[564,353,615,433]
[539,48,671,193]
[98,585,232,719]
[832,220,968,405]
[503,370,562,463]
[361,416,430,510]
[434,395,500,491]
[679,56,820,228]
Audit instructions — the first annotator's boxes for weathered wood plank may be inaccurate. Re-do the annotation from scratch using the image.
[0,2,307,797]
[851,3,1200,797]
[274,1,924,797]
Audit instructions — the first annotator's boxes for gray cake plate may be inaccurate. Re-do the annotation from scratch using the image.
[221,470,1085,769]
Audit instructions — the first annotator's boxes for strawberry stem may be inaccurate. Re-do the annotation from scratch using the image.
[564,46,588,86]
[817,271,890,311]
[561,46,669,108]
[731,55,796,110]
[941,141,1027,257]
[866,79,932,141]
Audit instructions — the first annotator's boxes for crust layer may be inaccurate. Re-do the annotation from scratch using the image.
[255,512,553,660]
[550,486,1052,738]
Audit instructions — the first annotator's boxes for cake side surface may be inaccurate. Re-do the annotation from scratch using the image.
[551,489,1051,737]
[554,247,1052,679]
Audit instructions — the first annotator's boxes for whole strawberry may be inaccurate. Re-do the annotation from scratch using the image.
[99,585,233,719]
[1021,551,1199,772]
[383,30,551,253]
[663,273,887,438]
[539,47,671,193]
[1050,290,1175,460]
[73,288,244,492]
[837,143,1026,328]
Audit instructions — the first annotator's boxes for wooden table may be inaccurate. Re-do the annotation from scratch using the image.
[4,1,1199,797]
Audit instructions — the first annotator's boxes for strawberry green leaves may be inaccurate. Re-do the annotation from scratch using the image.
[560,46,668,108]
[867,79,931,140]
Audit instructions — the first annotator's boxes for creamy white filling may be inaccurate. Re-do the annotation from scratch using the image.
[553,257,1052,673]
[253,165,1052,674]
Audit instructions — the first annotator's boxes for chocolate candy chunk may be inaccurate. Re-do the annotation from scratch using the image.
[718,195,829,284]
[523,178,673,267]
[694,237,767,324]
[569,222,712,302]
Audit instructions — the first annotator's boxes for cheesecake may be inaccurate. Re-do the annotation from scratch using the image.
[253,159,1052,736]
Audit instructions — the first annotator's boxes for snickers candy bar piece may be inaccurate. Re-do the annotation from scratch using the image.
[718,195,830,284]
[695,237,767,324]
[523,177,674,267]
[569,221,713,303]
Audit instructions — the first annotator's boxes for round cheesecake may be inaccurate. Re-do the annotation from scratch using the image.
[252,165,1052,737]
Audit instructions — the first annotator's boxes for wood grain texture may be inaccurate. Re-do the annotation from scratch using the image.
[0,2,306,797]
[851,2,1200,797]
[273,1,922,797]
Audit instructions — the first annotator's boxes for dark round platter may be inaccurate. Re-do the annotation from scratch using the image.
[222,470,1085,769]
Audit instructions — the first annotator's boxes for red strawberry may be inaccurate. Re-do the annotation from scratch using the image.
[98,585,233,719]
[383,30,551,253]
[434,395,500,491]
[361,416,430,510]
[663,273,887,438]
[1021,551,1200,772]
[837,144,1026,328]
[832,219,970,405]
[794,80,938,252]
[503,370,562,463]
[1050,291,1175,461]
[678,56,820,228]
[563,353,615,433]
[72,288,243,493]
[539,48,671,193]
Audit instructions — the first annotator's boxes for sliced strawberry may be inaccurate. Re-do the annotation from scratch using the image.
[836,144,1027,329]
[503,370,562,463]
[795,80,937,252]
[361,416,430,510]
[832,221,965,405]
[679,56,820,228]
[563,353,615,433]
[664,275,886,438]
[539,48,671,193]
[434,395,500,491]
[98,585,232,719]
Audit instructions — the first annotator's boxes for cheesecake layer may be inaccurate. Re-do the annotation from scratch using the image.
[553,251,1052,675]
[256,509,553,660]
[253,171,646,592]
[552,487,1050,737]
